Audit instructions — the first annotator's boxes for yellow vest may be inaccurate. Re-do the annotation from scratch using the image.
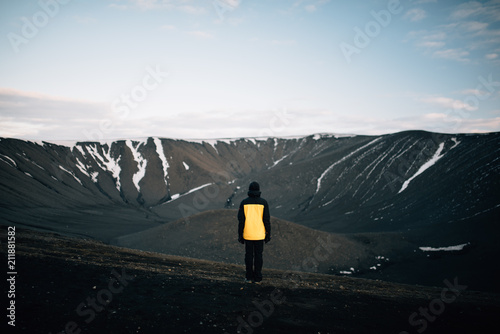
[243,204,266,240]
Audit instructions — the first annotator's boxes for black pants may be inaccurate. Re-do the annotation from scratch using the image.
[245,240,264,282]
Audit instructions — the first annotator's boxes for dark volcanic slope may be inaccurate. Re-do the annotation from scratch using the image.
[112,209,498,293]
[5,228,499,334]
[111,209,396,274]
[1,131,498,292]
[1,132,498,236]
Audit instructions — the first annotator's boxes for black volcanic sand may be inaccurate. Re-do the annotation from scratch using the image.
[112,209,499,293]
[111,209,382,275]
[2,227,499,334]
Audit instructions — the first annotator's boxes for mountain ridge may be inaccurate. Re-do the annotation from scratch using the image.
[1,130,498,234]
[1,130,499,291]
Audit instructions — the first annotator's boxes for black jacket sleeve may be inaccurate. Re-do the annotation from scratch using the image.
[263,199,271,237]
[237,201,245,238]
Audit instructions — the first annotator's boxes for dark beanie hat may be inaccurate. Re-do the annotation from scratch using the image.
[249,181,260,191]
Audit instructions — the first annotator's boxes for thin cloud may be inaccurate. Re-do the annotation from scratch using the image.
[289,0,330,14]
[460,88,489,97]
[222,0,242,9]
[460,21,489,32]
[270,39,297,46]
[456,117,500,133]
[417,41,445,48]
[123,0,174,10]
[305,5,317,12]
[0,88,112,140]
[432,48,470,62]
[0,88,105,117]
[406,30,446,47]
[407,1,499,63]
[178,5,207,15]
[160,25,176,31]
[404,8,427,22]
[450,1,500,21]
[109,0,206,13]
[73,16,98,24]
[450,2,484,20]
[186,30,214,39]
[1,86,497,140]
[420,96,477,111]
[108,3,129,10]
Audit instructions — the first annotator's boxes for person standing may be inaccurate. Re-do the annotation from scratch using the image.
[238,181,271,283]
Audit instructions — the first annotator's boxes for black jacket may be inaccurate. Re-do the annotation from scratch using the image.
[237,190,271,240]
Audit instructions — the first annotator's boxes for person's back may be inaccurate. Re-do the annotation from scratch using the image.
[237,181,271,283]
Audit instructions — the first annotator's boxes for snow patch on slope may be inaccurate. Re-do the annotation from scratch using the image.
[81,143,122,190]
[75,158,91,179]
[315,137,382,195]
[101,145,121,191]
[164,183,213,204]
[398,142,445,194]
[126,140,147,192]
[270,153,289,169]
[154,137,169,186]
[90,172,99,183]
[187,139,221,154]
[59,165,82,185]
[312,133,356,140]
[0,154,17,167]
[419,243,469,252]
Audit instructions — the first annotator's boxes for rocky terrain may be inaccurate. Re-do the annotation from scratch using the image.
[112,209,497,292]
[3,228,499,334]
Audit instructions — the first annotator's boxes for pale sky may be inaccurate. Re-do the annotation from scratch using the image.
[1,0,499,141]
